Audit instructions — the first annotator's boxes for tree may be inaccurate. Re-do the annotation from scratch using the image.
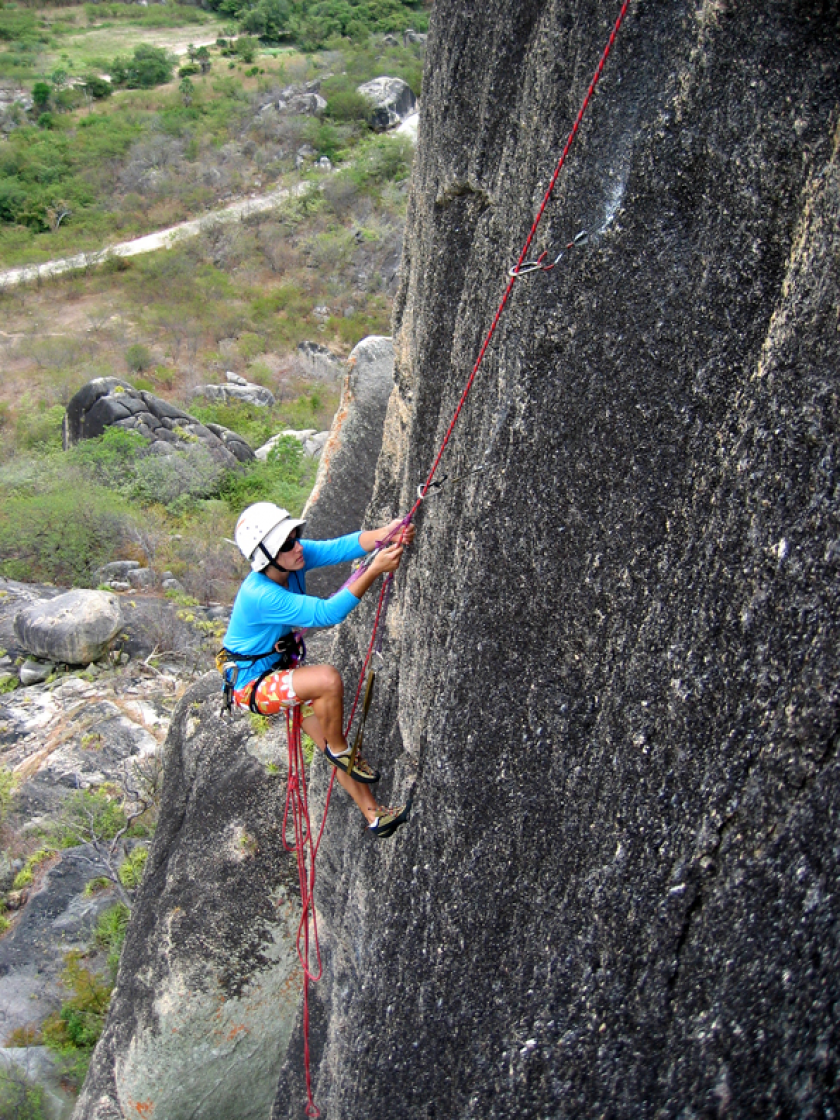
[82,74,112,101]
[241,0,291,42]
[179,77,194,107]
[112,45,175,90]
[32,81,51,111]
[195,45,212,73]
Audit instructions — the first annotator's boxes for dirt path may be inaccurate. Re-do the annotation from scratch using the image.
[0,181,308,291]
[0,111,418,292]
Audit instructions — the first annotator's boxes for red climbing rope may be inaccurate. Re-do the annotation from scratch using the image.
[284,4,630,1113]
[408,0,630,522]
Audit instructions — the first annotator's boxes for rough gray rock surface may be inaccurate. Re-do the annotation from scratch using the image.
[62,378,254,467]
[190,378,275,408]
[14,590,122,666]
[296,341,347,381]
[302,335,395,598]
[273,2,840,1118]
[72,674,306,1120]
[0,845,116,1043]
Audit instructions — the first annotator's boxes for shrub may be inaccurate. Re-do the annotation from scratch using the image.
[111,44,175,90]
[42,952,112,1090]
[32,81,51,110]
[217,436,315,514]
[82,74,112,100]
[126,444,225,511]
[14,402,64,451]
[0,1066,46,1120]
[324,88,371,124]
[96,901,130,974]
[125,342,152,373]
[117,846,147,890]
[52,789,128,849]
[68,427,147,489]
[0,482,133,586]
[0,766,17,823]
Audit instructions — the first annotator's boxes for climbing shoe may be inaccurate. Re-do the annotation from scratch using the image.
[367,803,411,840]
[324,744,380,784]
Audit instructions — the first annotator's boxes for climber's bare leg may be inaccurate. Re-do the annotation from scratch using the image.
[294,667,383,824]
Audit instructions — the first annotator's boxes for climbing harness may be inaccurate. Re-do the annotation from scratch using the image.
[263,3,632,1113]
[508,229,589,276]
[216,632,306,716]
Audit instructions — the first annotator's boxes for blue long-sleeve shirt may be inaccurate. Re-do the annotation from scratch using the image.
[222,531,367,688]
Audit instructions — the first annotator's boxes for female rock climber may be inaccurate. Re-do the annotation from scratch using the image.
[221,501,414,839]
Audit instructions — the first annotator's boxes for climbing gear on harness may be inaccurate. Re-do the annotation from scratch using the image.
[218,660,240,717]
[234,502,306,572]
[345,669,375,779]
[216,632,306,715]
[508,229,589,276]
[368,801,412,839]
[324,743,380,784]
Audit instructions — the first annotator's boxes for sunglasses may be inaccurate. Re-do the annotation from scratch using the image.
[278,531,301,553]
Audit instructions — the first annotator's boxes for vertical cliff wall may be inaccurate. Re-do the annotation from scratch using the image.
[274,1,840,1117]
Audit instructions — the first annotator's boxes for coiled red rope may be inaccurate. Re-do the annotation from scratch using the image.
[285,3,630,1113]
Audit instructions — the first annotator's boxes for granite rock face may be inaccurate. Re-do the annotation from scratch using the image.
[72,674,305,1120]
[302,335,395,598]
[273,2,840,1118]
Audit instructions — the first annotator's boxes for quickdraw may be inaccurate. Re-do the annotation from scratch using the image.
[508,229,589,276]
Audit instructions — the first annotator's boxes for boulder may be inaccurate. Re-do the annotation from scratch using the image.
[256,429,329,461]
[14,590,122,666]
[357,76,417,131]
[301,335,395,598]
[63,378,255,468]
[296,340,347,381]
[19,659,53,686]
[190,377,275,408]
[71,674,305,1120]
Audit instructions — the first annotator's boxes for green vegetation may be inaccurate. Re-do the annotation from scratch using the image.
[42,951,112,1090]
[11,847,55,890]
[0,766,17,823]
[110,44,175,90]
[96,901,131,974]
[51,789,127,849]
[205,0,428,48]
[0,5,420,598]
[0,1067,46,1120]
[117,846,148,890]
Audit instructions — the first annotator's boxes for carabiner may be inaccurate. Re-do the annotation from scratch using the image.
[509,230,588,277]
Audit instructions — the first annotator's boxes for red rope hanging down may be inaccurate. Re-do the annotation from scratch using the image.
[282,4,631,1114]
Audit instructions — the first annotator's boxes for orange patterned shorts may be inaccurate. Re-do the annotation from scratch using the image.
[234,668,315,719]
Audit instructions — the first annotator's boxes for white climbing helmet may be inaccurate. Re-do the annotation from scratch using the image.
[234,502,306,572]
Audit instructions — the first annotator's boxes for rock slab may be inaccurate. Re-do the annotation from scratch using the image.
[302,335,395,598]
[72,674,305,1120]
